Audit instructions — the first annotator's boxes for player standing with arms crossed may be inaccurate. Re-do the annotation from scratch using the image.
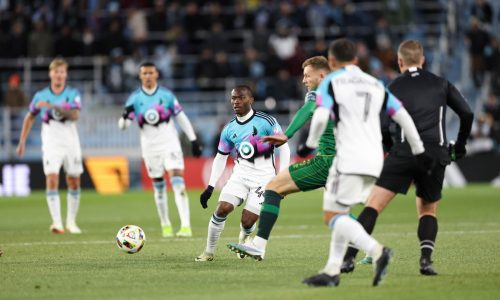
[341,40,473,275]
[119,62,202,238]
[227,56,335,260]
[196,85,290,261]
[17,58,83,234]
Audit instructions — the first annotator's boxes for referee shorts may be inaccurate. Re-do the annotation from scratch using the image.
[376,146,450,202]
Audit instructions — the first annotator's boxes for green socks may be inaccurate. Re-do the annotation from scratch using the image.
[257,190,283,240]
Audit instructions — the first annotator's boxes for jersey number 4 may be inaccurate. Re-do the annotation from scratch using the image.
[356,92,372,122]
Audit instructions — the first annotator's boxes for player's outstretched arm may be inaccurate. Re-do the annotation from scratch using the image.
[284,99,317,139]
[16,112,36,158]
[261,134,288,146]
[200,153,228,209]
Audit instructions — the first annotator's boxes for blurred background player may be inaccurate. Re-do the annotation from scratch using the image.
[301,38,433,287]
[341,39,474,276]
[227,56,335,260]
[196,85,290,261]
[16,58,83,234]
[118,62,202,238]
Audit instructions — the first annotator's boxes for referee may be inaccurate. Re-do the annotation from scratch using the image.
[341,39,474,275]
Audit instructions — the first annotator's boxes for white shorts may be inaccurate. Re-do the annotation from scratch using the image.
[143,151,184,178]
[43,151,83,176]
[218,173,274,215]
[323,161,376,213]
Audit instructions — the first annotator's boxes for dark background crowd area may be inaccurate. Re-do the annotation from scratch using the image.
[0,0,499,151]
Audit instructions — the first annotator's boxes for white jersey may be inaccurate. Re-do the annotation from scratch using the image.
[139,122,181,156]
[28,86,82,156]
[123,86,184,156]
[315,65,404,177]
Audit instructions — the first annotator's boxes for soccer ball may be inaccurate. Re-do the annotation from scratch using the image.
[116,225,146,254]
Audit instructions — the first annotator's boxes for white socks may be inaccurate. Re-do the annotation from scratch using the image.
[239,222,256,243]
[46,190,62,226]
[171,176,190,228]
[66,189,80,225]
[323,214,382,276]
[205,213,226,254]
[153,180,171,226]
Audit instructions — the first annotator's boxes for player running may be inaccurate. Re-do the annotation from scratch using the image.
[227,56,335,260]
[16,58,83,234]
[118,62,202,238]
[340,39,474,276]
[300,38,434,287]
[195,85,290,262]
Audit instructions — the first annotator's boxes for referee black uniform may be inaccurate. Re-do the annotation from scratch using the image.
[342,65,474,276]
[378,66,473,201]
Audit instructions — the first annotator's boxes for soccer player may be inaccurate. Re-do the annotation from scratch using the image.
[341,39,474,276]
[118,62,202,238]
[16,58,83,234]
[227,56,335,260]
[300,38,433,287]
[195,85,290,262]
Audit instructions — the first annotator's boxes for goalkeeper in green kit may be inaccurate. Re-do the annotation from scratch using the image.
[228,56,335,260]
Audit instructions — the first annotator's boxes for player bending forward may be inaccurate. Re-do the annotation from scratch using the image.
[195,85,290,261]
[119,62,202,238]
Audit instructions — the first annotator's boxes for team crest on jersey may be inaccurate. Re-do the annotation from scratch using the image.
[144,109,160,125]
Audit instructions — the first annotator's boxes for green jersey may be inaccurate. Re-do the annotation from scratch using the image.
[284,91,336,156]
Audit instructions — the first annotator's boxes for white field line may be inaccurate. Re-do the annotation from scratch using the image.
[2,229,500,247]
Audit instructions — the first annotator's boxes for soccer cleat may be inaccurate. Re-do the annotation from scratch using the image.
[227,241,265,261]
[358,255,373,265]
[302,273,340,287]
[176,227,192,238]
[162,225,174,238]
[66,223,82,234]
[340,257,356,273]
[420,258,438,276]
[195,252,214,262]
[373,247,393,286]
[50,223,65,234]
[236,234,251,259]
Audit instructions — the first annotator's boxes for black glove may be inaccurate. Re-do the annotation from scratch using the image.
[453,141,467,160]
[296,144,314,158]
[415,152,436,175]
[191,140,203,157]
[200,185,214,209]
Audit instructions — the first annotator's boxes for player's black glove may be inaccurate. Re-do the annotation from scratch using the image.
[449,141,466,161]
[415,152,436,175]
[200,185,214,209]
[191,140,203,157]
[297,144,314,158]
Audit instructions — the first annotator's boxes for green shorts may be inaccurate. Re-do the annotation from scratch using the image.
[289,155,334,192]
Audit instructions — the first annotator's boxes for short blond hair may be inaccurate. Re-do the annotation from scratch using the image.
[302,56,330,71]
[398,40,424,66]
[49,58,68,71]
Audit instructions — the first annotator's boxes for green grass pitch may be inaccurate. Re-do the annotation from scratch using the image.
[1,185,499,300]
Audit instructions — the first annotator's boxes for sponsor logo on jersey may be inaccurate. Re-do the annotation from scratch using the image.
[144,109,160,125]
[239,141,255,159]
[51,109,64,121]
